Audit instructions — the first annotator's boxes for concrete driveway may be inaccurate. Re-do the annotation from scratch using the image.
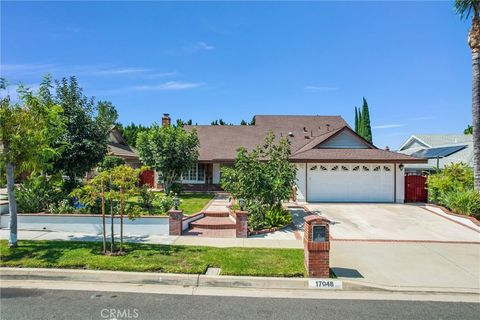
[305,203,480,243]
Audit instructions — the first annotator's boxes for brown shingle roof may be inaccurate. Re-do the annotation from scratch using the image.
[185,115,425,163]
[291,148,425,163]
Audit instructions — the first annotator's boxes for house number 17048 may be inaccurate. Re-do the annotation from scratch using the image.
[308,279,343,289]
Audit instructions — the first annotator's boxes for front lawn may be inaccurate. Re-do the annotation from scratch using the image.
[128,192,214,215]
[0,240,305,277]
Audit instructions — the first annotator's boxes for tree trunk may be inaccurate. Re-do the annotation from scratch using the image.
[101,179,106,254]
[6,160,17,247]
[470,16,480,190]
[473,49,480,190]
[110,200,115,253]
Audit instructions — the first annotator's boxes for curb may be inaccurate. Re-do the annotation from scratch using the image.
[1,268,479,295]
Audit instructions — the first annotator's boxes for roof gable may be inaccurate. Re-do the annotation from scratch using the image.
[317,128,372,149]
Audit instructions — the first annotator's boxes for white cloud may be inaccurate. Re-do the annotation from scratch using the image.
[1,63,56,76]
[409,116,435,121]
[90,67,152,76]
[304,86,338,92]
[372,124,404,129]
[132,81,204,91]
[183,42,216,53]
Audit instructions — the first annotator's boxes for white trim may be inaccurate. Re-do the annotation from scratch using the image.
[398,135,432,151]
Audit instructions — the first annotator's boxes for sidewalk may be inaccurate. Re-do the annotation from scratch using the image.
[0,229,303,248]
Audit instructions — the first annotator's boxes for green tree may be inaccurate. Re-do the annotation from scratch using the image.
[221,132,297,229]
[0,80,64,247]
[98,155,125,172]
[47,76,108,184]
[108,165,142,252]
[136,124,199,195]
[361,97,372,143]
[240,120,247,125]
[71,171,109,253]
[118,123,149,148]
[249,116,256,125]
[465,125,473,134]
[97,100,119,130]
[455,0,480,190]
[354,107,359,133]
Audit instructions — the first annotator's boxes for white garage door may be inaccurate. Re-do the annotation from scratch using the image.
[307,164,394,202]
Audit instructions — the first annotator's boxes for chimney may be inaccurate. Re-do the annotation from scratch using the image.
[385,146,390,151]
[162,113,171,127]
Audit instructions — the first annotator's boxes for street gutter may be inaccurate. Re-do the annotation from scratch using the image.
[1,267,479,295]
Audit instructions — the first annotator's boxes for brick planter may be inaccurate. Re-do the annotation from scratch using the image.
[303,215,330,278]
[168,209,184,236]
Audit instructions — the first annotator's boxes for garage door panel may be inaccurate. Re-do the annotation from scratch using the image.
[307,164,394,202]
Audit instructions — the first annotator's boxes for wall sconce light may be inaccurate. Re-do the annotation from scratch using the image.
[399,164,404,171]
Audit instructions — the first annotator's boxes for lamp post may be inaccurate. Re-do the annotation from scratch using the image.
[173,193,180,210]
[238,198,245,211]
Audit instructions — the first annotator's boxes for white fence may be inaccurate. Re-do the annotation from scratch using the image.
[0,214,169,236]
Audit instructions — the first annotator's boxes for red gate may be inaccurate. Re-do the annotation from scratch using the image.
[405,175,427,202]
[139,170,155,188]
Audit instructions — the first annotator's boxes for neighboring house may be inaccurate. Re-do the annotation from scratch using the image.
[163,114,425,203]
[398,134,473,173]
[106,126,142,168]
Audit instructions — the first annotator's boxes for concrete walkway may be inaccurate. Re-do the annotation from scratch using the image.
[203,193,230,212]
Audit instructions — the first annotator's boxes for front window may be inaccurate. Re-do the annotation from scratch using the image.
[182,163,205,182]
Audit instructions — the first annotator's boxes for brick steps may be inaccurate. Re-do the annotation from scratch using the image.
[189,216,236,229]
[203,212,230,218]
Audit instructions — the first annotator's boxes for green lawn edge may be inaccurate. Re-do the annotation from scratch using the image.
[0,240,306,278]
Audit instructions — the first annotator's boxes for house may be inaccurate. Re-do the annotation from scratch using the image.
[106,126,142,168]
[162,114,425,203]
[397,134,473,173]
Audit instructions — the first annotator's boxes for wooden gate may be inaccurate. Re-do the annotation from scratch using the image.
[405,175,427,202]
[139,170,155,188]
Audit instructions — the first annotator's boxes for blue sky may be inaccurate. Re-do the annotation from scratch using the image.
[0,1,473,149]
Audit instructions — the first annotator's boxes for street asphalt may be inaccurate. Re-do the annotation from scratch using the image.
[1,288,479,320]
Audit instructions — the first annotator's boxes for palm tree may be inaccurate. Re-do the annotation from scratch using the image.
[455,0,480,190]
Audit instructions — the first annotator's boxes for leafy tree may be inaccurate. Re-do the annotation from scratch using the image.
[98,155,125,172]
[97,100,119,130]
[0,80,64,247]
[455,0,480,190]
[249,116,256,125]
[176,119,193,127]
[46,76,108,184]
[240,120,247,125]
[136,124,199,195]
[465,125,473,134]
[221,132,297,229]
[118,123,149,148]
[72,171,109,253]
[108,165,142,252]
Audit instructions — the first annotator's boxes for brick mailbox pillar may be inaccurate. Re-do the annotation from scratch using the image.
[168,209,184,236]
[234,211,248,238]
[303,215,330,278]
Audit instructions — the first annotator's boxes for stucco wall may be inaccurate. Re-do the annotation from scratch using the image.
[0,214,169,236]
[396,164,405,203]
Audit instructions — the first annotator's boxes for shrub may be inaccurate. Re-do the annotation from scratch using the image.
[15,176,50,213]
[49,199,76,214]
[427,163,473,203]
[442,190,480,218]
[264,205,292,229]
[139,186,156,211]
[170,182,183,195]
[97,156,125,172]
[15,175,67,213]
[157,195,174,213]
